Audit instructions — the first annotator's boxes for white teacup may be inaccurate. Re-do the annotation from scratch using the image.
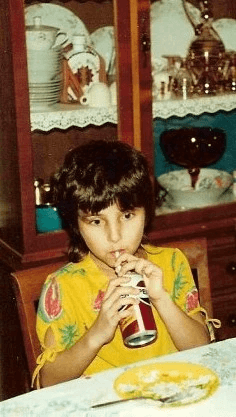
[109,81,117,105]
[80,82,111,107]
[26,16,67,50]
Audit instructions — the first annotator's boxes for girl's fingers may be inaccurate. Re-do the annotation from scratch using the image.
[116,296,139,314]
[114,253,135,268]
[119,305,136,320]
[103,276,132,300]
[103,279,139,309]
[100,296,139,328]
[115,256,159,277]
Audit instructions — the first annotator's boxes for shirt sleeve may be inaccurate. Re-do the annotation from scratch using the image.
[32,271,82,388]
[169,248,201,316]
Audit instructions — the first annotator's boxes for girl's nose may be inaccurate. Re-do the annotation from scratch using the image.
[107,222,121,243]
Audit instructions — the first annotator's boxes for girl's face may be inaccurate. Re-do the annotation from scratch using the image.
[78,202,145,273]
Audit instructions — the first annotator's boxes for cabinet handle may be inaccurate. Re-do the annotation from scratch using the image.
[141,33,151,53]
[226,261,236,275]
[141,33,151,68]
[227,314,236,327]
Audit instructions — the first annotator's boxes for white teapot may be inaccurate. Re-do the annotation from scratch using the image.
[80,82,111,107]
[26,16,67,50]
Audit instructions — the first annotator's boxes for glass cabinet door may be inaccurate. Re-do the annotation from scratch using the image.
[0,0,154,268]
[26,0,154,163]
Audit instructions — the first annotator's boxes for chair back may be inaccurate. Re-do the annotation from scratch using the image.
[11,262,64,381]
[156,238,212,316]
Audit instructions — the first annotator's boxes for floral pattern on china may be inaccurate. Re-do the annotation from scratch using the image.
[159,169,232,191]
[67,46,101,91]
[157,169,233,208]
[25,3,90,47]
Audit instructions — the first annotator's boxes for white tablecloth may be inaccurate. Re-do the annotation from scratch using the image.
[1,338,236,417]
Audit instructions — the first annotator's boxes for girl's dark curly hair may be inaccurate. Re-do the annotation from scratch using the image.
[51,139,155,262]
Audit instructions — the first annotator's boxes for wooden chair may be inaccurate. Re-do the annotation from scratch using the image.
[10,262,64,386]
[155,238,213,316]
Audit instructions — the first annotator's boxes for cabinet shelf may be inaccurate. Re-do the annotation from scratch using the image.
[30,93,236,131]
[30,103,117,132]
[152,93,236,119]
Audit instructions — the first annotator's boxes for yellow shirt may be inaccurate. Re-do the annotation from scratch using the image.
[33,245,201,385]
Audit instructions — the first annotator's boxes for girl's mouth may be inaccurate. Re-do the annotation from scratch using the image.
[111,249,125,258]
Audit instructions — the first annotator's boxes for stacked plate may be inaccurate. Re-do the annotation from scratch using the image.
[25,2,91,109]
[27,48,63,109]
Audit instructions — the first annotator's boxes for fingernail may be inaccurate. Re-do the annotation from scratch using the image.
[116,265,122,274]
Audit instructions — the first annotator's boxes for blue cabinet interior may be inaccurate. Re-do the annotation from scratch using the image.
[153,109,236,177]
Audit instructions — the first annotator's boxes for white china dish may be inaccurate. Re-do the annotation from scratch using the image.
[27,48,63,84]
[90,26,115,74]
[29,81,62,87]
[213,18,236,52]
[29,92,60,99]
[25,3,90,47]
[150,0,201,62]
[29,83,62,91]
[29,90,61,97]
[157,168,232,208]
[28,72,62,83]
[28,76,62,106]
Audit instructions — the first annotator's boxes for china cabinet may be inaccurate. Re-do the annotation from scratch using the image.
[0,0,153,269]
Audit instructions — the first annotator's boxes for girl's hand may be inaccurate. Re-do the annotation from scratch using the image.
[115,253,166,303]
[92,276,139,347]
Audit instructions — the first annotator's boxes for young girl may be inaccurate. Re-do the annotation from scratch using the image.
[33,140,210,388]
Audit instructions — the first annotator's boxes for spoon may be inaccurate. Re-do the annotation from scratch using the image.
[91,393,185,408]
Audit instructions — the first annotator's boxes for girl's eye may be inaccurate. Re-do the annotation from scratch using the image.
[123,212,134,220]
[90,219,101,225]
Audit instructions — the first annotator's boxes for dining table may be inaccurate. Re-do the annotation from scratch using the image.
[0,337,236,417]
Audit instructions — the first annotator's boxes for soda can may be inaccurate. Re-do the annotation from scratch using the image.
[119,272,157,348]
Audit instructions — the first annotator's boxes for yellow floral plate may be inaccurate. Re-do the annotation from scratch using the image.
[114,362,219,408]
